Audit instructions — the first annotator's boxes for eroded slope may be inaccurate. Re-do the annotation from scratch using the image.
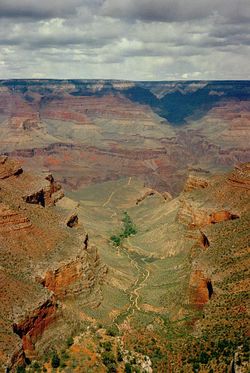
[0,157,106,372]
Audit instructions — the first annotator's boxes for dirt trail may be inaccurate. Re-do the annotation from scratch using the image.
[103,181,150,326]
[102,190,116,207]
[103,178,131,207]
[113,244,150,327]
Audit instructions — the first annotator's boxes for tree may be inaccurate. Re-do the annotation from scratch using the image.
[110,212,137,247]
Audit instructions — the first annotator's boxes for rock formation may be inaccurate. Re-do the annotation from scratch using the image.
[184,173,210,192]
[227,162,250,189]
[0,155,23,179]
[39,243,107,300]
[13,298,58,360]
[189,270,213,308]
[0,157,107,372]
[22,172,64,207]
[65,212,79,227]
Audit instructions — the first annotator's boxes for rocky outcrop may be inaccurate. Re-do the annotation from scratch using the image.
[0,155,23,179]
[23,172,63,207]
[39,244,107,300]
[12,298,58,360]
[178,200,239,227]
[136,189,155,205]
[161,191,172,201]
[189,270,213,308]
[9,116,41,131]
[0,203,32,232]
[66,212,78,227]
[0,157,107,371]
[184,174,209,192]
[209,211,239,224]
[227,163,250,189]
[136,189,172,205]
[199,230,210,249]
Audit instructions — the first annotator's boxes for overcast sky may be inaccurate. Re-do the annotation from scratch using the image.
[0,0,249,80]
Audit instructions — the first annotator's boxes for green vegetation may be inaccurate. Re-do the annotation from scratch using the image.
[16,367,26,373]
[106,325,119,337]
[51,352,60,368]
[66,336,74,348]
[110,212,137,246]
[125,362,132,373]
[101,351,117,372]
[101,341,112,351]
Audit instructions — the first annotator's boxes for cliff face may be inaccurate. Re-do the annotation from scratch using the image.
[40,245,107,301]
[174,163,249,320]
[13,298,58,360]
[0,157,106,372]
[23,172,64,207]
[189,270,213,308]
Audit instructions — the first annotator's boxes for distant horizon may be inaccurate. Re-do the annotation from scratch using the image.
[1,78,250,83]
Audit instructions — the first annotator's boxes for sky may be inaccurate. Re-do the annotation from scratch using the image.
[0,0,249,80]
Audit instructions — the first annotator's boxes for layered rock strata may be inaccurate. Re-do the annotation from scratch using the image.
[0,157,106,372]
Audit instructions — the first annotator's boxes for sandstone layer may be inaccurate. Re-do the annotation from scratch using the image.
[0,157,106,372]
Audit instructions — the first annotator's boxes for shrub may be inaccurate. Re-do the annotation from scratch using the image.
[66,336,74,347]
[117,349,123,362]
[106,325,119,337]
[102,351,116,366]
[16,367,26,373]
[32,361,40,370]
[107,363,117,372]
[61,350,69,360]
[125,362,132,373]
[110,235,122,246]
[51,352,60,368]
[102,341,112,351]
[199,351,209,364]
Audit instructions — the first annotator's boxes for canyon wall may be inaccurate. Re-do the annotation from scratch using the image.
[0,157,107,371]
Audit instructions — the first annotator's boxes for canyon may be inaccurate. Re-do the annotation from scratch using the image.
[0,80,249,372]
[0,80,249,195]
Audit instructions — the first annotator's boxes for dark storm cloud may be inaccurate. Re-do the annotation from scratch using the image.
[101,0,250,23]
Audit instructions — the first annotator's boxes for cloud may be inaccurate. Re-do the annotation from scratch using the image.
[101,0,250,23]
[0,0,249,80]
[0,0,98,19]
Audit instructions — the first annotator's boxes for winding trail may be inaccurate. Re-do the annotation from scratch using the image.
[102,179,150,326]
[113,244,150,326]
